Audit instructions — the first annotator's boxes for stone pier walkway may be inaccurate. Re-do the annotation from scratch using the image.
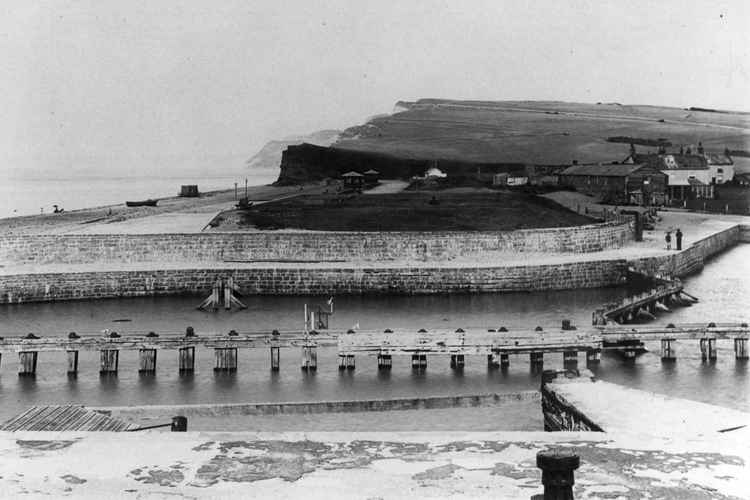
[0,430,746,498]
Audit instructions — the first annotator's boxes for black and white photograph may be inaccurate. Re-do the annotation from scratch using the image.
[0,1,748,498]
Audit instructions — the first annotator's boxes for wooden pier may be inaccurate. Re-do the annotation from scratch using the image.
[0,322,746,377]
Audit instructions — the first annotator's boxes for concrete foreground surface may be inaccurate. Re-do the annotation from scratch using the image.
[0,430,747,499]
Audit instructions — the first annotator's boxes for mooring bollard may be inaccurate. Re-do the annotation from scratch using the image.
[171,416,188,432]
[530,352,544,373]
[270,346,280,371]
[500,352,510,368]
[377,353,392,370]
[301,344,317,371]
[536,449,580,500]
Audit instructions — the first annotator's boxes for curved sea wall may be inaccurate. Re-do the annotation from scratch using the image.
[0,220,634,266]
[628,224,743,277]
[0,260,629,304]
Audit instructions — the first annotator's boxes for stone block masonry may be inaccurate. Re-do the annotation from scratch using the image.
[0,219,634,265]
[0,260,628,304]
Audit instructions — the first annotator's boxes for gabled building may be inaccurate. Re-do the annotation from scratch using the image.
[558,163,667,205]
[627,153,715,201]
[341,171,365,190]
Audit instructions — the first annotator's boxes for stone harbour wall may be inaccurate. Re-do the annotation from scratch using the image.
[629,224,744,278]
[0,220,634,265]
[0,260,628,304]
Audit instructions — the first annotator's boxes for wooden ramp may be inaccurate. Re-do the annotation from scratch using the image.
[0,405,137,432]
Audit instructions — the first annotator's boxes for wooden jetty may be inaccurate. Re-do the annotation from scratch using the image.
[0,321,747,377]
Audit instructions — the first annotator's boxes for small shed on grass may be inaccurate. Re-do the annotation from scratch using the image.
[342,171,365,190]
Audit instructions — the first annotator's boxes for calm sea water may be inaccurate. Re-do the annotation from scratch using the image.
[0,245,747,429]
[0,173,278,219]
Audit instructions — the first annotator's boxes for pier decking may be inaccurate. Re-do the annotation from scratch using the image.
[0,322,747,376]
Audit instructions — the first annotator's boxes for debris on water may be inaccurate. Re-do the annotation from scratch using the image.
[112,319,132,322]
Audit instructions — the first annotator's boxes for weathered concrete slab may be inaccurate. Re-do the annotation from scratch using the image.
[544,371,750,439]
[0,430,745,499]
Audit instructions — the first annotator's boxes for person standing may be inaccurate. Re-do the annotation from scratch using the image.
[665,231,672,250]
[675,228,683,251]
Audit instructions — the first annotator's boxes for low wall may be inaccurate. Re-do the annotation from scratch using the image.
[97,392,541,419]
[628,224,744,278]
[0,220,634,265]
[0,260,628,304]
[541,371,604,432]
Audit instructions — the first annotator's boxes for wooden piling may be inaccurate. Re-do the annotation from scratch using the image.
[660,338,676,361]
[487,353,499,368]
[585,348,601,366]
[734,338,748,360]
[100,349,119,374]
[66,350,79,375]
[412,353,426,370]
[178,346,195,373]
[301,344,317,371]
[563,350,578,369]
[338,354,347,371]
[499,353,510,368]
[700,337,717,361]
[18,351,38,376]
[214,347,238,372]
[623,348,637,362]
[270,346,280,371]
[138,348,157,374]
[450,354,465,369]
[377,353,392,370]
[530,351,543,372]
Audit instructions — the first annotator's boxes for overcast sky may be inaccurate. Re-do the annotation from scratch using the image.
[1,0,748,179]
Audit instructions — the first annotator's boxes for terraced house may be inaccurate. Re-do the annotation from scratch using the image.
[558,163,667,206]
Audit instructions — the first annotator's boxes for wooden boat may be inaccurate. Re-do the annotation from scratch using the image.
[125,199,158,207]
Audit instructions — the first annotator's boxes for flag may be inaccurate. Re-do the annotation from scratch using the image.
[327,297,334,306]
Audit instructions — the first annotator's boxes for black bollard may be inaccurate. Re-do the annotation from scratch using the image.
[536,449,580,499]
[171,416,188,432]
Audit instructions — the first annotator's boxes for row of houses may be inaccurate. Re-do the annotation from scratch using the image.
[556,151,735,205]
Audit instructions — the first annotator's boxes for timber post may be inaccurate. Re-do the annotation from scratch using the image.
[699,337,717,361]
[530,352,544,373]
[536,449,580,500]
[585,348,600,367]
[139,348,157,374]
[622,348,637,362]
[100,349,119,375]
[178,347,195,373]
[487,352,499,369]
[660,338,676,361]
[450,354,465,370]
[67,350,79,375]
[301,342,317,371]
[270,346,280,371]
[562,350,578,369]
[734,338,748,360]
[18,351,38,376]
[377,352,392,370]
[499,352,510,368]
[214,347,238,372]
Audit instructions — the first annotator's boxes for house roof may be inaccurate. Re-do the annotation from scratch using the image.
[703,153,733,165]
[634,153,708,170]
[341,171,364,177]
[560,163,646,177]
[687,178,707,186]
[364,169,380,175]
